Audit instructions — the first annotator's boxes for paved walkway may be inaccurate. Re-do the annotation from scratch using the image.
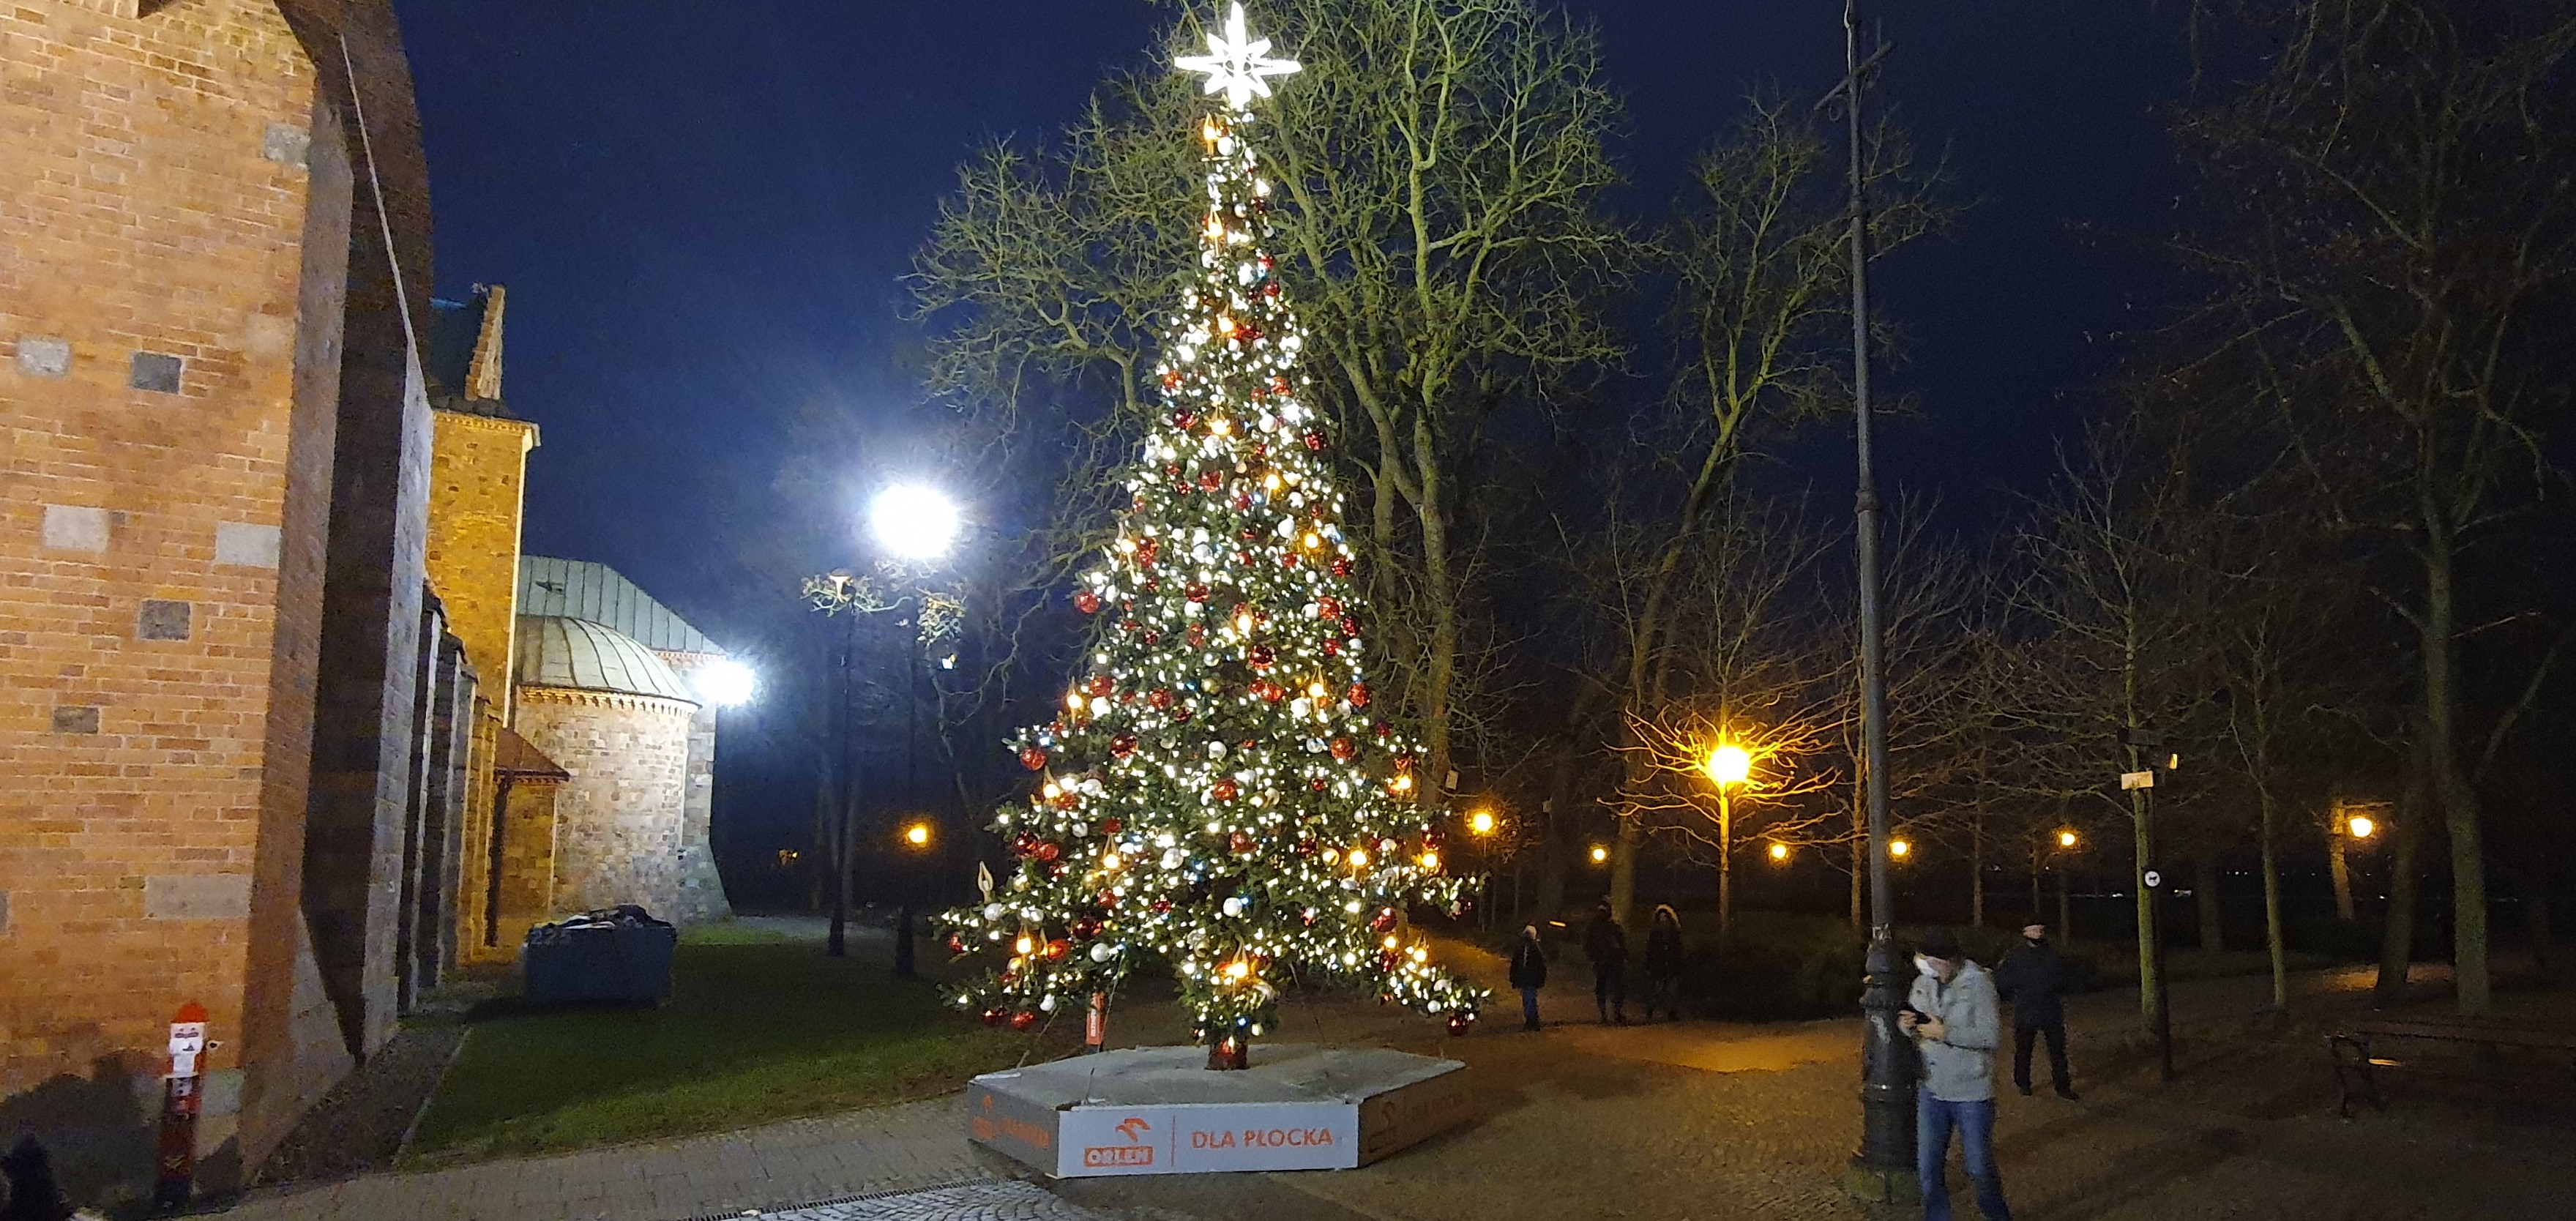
[215,1099,988,1221]
[757,1181,1108,1221]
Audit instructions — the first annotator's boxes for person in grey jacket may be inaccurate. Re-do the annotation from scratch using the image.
[1900,927,2012,1221]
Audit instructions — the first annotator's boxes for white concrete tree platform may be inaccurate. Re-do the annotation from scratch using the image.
[966,1045,1470,1177]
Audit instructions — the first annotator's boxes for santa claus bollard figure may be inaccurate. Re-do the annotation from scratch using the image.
[153,1002,209,1209]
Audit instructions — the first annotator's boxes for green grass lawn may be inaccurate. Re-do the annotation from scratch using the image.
[407,934,1067,1163]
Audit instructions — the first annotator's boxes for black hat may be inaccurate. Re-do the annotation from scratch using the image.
[1916,927,1963,960]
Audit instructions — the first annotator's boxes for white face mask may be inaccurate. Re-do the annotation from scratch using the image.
[1914,955,1941,979]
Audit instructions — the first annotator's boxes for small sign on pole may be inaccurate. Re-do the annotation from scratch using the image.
[156,1001,209,1209]
[2119,770,2156,791]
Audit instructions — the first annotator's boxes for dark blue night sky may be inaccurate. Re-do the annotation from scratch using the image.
[395,1,2195,891]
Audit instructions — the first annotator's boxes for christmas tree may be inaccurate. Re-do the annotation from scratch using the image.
[939,2,1486,1067]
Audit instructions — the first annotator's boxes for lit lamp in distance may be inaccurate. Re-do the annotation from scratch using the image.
[1703,743,1752,787]
[692,659,758,708]
[2058,829,2080,850]
[2345,814,2375,840]
[1888,837,1912,861]
[903,820,933,848]
[1767,841,1790,863]
[1588,844,1609,865]
[870,482,962,561]
[1466,807,1498,837]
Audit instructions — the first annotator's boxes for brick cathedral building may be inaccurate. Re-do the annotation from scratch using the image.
[1,0,727,1200]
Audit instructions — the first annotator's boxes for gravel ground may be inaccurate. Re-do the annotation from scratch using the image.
[252,1023,466,1186]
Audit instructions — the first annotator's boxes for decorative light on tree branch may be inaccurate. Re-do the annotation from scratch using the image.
[938,1,1482,1064]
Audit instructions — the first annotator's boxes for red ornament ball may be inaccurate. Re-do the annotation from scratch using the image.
[1373,720,1394,739]
[1186,583,1211,603]
[1085,673,1115,697]
[1172,408,1198,431]
[1331,557,1354,578]
[1018,745,1048,772]
[1149,688,1174,709]
[947,935,968,955]
[1198,468,1224,491]
[1303,430,1326,452]
[1310,777,1329,791]
[1187,622,1208,645]
[1009,1011,1040,1032]
[1321,639,1341,657]
[1348,682,1372,708]
[1228,831,1255,854]
[1109,734,1138,760]
[1212,778,1240,802]
[1036,840,1063,863]
[1099,817,1123,836]
[1248,645,1276,671]
[1369,907,1399,933]
[1071,916,1102,939]
[1074,589,1103,615]
[1317,597,1344,620]
[1011,832,1038,857]
[1329,737,1357,761]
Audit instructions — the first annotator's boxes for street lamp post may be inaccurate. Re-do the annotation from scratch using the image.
[804,482,965,966]
[1821,0,1914,1198]
[1703,743,1752,944]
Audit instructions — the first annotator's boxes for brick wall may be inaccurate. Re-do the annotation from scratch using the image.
[658,654,733,924]
[513,690,698,920]
[0,0,438,1195]
[0,0,321,1198]
[424,411,534,718]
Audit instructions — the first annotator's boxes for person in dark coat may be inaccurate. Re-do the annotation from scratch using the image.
[1993,922,2077,1099]
[1508,924,1550,1031]
[1642,904,1686,1021]
[1581,902,1629,1024]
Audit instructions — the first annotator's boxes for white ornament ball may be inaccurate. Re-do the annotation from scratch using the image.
[1222,897,1245,917]
[1090,942,1116,963]
[984,903,1007,920]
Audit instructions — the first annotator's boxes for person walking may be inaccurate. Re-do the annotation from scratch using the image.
[1994,922,2077,1099]
[1642,905,1685,1021]
[1508,924,1549,1031]
[1581,902,1629,1024]
[1901,927,2012,1221]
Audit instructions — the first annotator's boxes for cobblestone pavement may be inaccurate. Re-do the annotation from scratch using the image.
[212,948,2570,1221]
[747,1180,1109,1221]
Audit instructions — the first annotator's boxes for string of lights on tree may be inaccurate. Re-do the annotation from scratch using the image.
[938,3,1487,1059]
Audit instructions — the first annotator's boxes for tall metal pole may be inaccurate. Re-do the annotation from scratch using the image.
[829,605,856,958]
[1842,0,1917,1196]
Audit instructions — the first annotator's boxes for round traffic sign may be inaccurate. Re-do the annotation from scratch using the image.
[2143,870,2162,889]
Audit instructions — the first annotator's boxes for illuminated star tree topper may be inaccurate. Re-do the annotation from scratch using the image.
[1175,1,1301,111]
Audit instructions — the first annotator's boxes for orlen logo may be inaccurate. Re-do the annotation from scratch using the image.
[1082,1116,1155,1168]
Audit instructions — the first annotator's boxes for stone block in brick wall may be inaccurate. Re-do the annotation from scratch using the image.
[41,504,111,551]
[261,121,311,168]
[52,706,102,734]
[128,351,185,393]
[216,522,284,568]
[15,335,71,377]
[146,874,256,921]
[138,600,194,641]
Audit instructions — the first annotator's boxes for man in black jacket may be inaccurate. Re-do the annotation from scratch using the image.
[1581,903,1629,1024]
[1993,923,2077,1099]
[1508,925,1549,1031]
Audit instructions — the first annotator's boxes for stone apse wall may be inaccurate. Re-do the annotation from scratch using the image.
[512,688,720,922]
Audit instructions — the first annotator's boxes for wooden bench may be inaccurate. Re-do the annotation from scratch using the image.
[2327,1017,2576,1119]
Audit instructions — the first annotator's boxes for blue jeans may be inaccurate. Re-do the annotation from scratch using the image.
[1918,1094,2009,1220]
[1519,987,1542,1028]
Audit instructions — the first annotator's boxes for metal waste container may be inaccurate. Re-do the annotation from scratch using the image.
[523,905,677,1004]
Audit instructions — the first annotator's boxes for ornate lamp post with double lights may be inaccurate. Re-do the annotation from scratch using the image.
[805,482,966,962]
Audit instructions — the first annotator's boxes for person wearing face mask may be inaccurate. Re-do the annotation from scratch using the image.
[1994,922,2077,1099]
[1899,927,2010,1221]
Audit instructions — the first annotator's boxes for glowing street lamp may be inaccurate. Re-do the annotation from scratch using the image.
[1768,841,1791,863]
[1704,743,1752,786]
[1466,808,1498,837]
[1888,837,1912,861]
[1703,740,1755,943]
[691,658,758,708]
[1589,844,1610,865]
[2345,815,2375,840]
[870,482,962,561]
[2058,829,2080,850]
[903,821,933,849]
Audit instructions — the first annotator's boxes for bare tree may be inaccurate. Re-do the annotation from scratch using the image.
[2175,0,2576,1014]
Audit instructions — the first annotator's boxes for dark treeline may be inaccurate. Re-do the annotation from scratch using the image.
[845,0,2576,1021]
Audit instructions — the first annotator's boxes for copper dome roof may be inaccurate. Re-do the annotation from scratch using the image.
[513,616,696,703]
